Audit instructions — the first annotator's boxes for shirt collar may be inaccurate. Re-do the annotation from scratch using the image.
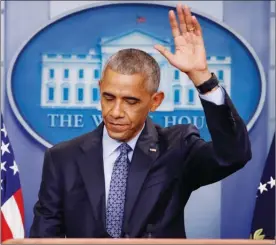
[102,124,145,159]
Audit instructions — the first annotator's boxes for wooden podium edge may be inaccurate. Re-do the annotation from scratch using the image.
[3,238,276,244]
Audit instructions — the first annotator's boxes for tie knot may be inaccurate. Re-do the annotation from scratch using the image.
[119,143,132,154]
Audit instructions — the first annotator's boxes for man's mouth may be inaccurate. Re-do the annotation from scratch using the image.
[107,122,129,132]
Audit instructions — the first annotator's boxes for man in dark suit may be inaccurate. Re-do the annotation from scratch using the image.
[30,4,251,238]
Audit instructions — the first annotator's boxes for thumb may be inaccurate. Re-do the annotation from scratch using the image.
[154,44,174,63]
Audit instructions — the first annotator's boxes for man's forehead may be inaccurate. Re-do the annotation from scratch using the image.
[101,81,150,99]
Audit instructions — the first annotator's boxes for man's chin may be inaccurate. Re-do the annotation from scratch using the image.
[107,130,128,142]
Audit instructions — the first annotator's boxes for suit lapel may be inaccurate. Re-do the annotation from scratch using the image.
[124,118,160,227]
[76,123,106,229]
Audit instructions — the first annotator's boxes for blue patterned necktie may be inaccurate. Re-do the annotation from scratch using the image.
[106,143,132,238]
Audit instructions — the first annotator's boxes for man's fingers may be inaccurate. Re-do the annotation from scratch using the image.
[183,5,194,32]
[154,44,174,62]
[192,15,202,36]
[169,10,181,38]
[176,4,187,34]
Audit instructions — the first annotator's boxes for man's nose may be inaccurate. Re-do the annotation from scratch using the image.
[110,102,124,118]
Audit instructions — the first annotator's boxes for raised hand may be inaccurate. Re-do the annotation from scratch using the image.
[154,4,211,86]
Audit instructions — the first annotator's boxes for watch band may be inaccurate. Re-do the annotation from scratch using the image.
[196,73,219,94]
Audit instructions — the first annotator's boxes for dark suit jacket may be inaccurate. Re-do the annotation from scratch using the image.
[30,92,251,238]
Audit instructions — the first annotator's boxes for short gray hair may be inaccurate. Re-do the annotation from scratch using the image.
[102,48,160,93]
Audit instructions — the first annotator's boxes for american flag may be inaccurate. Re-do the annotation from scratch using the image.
[136,15,146,23]
[1,115,25,242]
[250,134,275,239]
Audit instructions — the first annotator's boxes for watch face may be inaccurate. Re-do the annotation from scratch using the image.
[197,77,219,94]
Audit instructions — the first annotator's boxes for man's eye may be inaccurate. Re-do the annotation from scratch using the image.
[104,96,114,101]
[126,100,138,105]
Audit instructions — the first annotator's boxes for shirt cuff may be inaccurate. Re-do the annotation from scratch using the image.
[199,86,225,105]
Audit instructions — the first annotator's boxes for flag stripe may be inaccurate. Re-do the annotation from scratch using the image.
[1,192,25,238]
[14,189,24,224]
[1,211,14,241]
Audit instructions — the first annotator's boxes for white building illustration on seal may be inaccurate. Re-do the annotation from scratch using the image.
[41,29,231,111]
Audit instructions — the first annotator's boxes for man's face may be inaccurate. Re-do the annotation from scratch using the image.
[99,68,163,142]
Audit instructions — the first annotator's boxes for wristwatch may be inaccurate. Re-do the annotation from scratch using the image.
[196,73,219,94]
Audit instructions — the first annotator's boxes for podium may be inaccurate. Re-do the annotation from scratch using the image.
[3,239,275,244]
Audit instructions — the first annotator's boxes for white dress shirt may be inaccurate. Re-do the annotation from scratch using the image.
[102,86,225,205]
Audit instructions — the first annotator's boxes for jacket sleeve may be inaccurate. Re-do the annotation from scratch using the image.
[29,149,65,238]
[184,88,252,190]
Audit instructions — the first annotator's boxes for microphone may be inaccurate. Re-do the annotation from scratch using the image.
[123,222,130,238]
[146,224,154,238]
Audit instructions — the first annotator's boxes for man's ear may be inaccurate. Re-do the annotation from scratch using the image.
[150,92,165,112]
